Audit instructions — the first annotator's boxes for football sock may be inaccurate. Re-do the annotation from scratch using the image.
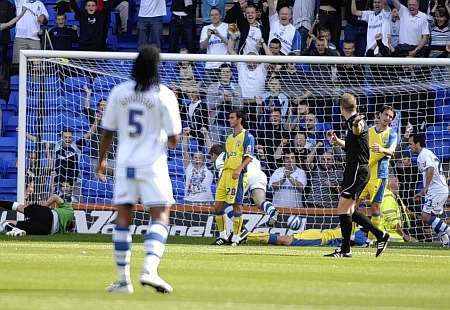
[232,211,243,237]
[268,234,278,245]
[428,215,450,235]
[260,201,277,217]
[224,204,234,219]
[1,221,16,232]
[369,211,381,240]
[339,214,352,253]
[247,232,270,244]
[215,210,227,239]
[0,201,18,211]
[112,225,132,283]
[352,210,383,240]
[142,221,169,275]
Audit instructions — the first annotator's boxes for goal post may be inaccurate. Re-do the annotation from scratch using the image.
[18,50,450,240]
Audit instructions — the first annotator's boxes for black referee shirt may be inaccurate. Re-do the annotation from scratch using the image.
[344,114,369,164]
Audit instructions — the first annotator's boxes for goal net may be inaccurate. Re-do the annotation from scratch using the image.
[18,51,450,241]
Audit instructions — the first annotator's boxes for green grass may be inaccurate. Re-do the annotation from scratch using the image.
[1,235,450,310]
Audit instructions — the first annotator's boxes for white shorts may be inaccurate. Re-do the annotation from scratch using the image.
[247,169,268,193]
[113,166,175,208]
[423,193,448,215]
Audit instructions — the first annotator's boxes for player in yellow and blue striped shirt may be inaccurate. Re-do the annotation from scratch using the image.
[214,109,255,246]
[359,105,397,233]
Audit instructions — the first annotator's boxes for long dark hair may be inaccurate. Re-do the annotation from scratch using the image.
[132,45,160,92]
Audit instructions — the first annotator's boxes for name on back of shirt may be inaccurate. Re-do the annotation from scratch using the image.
[118,93,154,109]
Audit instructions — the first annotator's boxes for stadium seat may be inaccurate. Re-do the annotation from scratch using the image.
[0,156,16,179]
[10,75,19,91]
[7,91,19,111]
[81,178,113,198]
[435,105,450,122]
[43,113,88,134]
[0,178,17,195]
[0,137,18,152]
[4,116,18,137]
[79,196,113,204]
[60,93,86,113]
[79,154,92,174]
[93,76,124,92]
[172,177,185,203]
[64,76,92,93]
[426,125,450,141]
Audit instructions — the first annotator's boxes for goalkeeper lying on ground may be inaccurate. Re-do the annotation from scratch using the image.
[0,194,74,236]
[245,226,370,247]
[243,180,414,246]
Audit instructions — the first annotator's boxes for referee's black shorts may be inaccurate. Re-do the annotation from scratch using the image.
[340,163,370,200]
[16,204,53,235]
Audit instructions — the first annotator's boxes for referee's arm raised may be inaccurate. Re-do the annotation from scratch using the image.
[326,130,345,148]
[351,115,365,136]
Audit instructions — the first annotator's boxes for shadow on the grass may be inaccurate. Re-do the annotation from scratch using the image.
[0,234,443,250]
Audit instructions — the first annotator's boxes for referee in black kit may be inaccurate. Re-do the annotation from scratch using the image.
[325,93,389,257]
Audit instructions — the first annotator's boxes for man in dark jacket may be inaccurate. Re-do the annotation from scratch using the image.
[169,0,196,53]
[70,0,110,51]
[48,13,78,50]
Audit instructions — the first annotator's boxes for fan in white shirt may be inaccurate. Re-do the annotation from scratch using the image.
[200,7,229,70]
[269,152,307,208]
[267,0,301,55]
[351,0,390,54]
[14,0,48,40]
[409,133,450,246]
[181,128,214,203]
[392,0,430,57]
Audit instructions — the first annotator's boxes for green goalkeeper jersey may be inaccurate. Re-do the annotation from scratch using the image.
[380,190,403,241]
[54,202,74,233]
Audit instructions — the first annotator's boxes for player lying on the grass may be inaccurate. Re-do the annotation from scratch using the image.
[243,179,415,246]
[244,226,370,247]
[0,193,74,236]
[409,133,450,246]
[372,176,416,242]
[358,105,397,233]
[209,143,279,226]
[212,110,255,246]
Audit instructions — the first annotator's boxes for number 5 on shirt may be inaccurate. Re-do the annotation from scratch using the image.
[129,109,143,137]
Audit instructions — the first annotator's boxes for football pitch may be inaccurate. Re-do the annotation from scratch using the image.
[1,235,449,310]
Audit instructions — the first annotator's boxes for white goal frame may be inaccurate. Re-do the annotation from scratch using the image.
[18,50,450,203]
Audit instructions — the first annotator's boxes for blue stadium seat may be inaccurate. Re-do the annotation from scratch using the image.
[0,178,17,195]
[81,178,113,198]
[64,76,92,93]
[168,158,184,177]
[4,116,18,137]
[7,91,19,111]
[93,76,124,92]
[10,75,19,91]
[42,112,88,133]
[79,154,92,174]
[0,157,16,179]
[60,93,85,113]
[79,196,113,204]
[435,105,450,122]
[426,125,450,141]
[0,137,18,152]
[172,177,185,203]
